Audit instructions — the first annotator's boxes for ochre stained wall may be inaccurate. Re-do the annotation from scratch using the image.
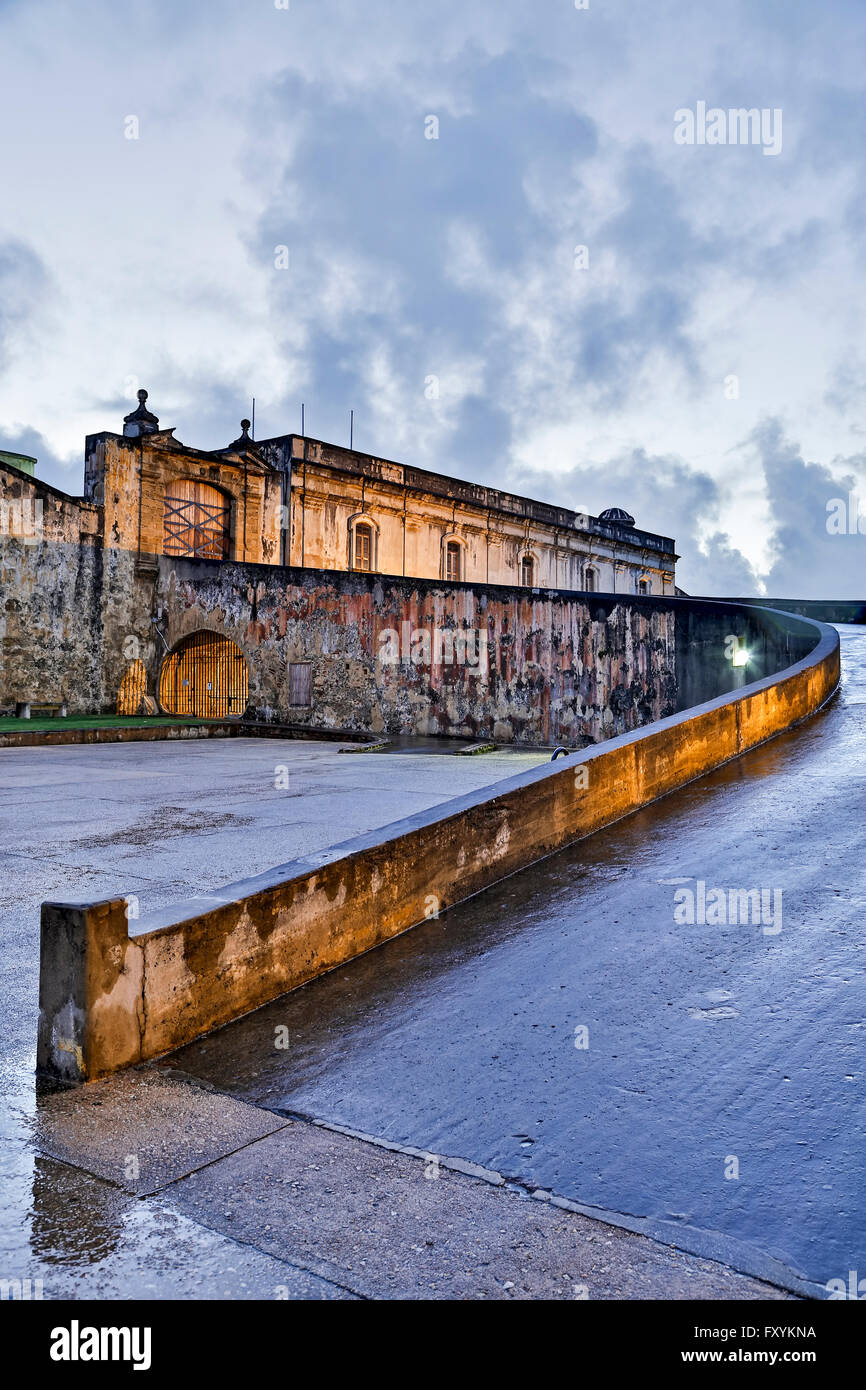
[277,438,677,597]
[84,432,283,567]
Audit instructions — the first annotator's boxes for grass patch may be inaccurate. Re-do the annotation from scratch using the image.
[0,715,208,733]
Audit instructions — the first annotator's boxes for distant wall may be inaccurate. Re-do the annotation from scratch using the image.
[36,609,839,1085]
[712,597,866,626]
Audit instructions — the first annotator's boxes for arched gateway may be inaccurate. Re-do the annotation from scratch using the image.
[159,631,249,720]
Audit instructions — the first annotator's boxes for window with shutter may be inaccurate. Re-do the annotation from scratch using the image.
[354,525,372,571]
[288,663,312,707]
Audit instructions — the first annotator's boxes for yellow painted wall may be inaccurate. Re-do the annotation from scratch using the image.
[288,457,676,595]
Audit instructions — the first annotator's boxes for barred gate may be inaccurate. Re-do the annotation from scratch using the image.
[117,659,147,715]
[159,632,248,719]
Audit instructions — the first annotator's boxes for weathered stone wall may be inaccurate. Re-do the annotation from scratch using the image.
[0,539,100,712]
[155,560,679,745]
[0,463,163,715]
[95,547,161,714]
[0,466,103,713]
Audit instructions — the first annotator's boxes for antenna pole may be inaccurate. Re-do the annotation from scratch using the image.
[350,409,354,450]
[251,397,255,440]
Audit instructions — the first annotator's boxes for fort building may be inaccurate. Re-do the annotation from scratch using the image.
[76,390,677,594]
[256,434,677,598]
[0,392,679,742]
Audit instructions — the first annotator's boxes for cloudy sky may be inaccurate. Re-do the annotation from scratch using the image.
[1,0,864,595]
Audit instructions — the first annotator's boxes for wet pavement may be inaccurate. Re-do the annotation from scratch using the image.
[25,1068,789,1300]
[166,628,866,1297]
[0,735,547,1298]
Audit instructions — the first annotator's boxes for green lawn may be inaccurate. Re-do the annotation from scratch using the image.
[0,714,207,733]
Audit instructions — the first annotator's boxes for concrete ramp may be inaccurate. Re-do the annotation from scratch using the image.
[36,603,840,1085]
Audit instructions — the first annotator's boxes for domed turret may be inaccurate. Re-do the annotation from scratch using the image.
[599,506,635,527]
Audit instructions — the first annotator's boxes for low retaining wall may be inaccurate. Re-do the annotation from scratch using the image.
[0,721,222,749]
[37,604,840,1085]
[0,719,372,750]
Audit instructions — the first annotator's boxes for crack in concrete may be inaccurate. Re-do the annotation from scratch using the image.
[27,1142,364,1300]
[153,1206,368,1302]
[274,1107,815,1300]
[131,1122,294,1199]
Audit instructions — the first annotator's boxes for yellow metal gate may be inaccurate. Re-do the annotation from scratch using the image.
[117,659,147,715]
[159,632,248,719]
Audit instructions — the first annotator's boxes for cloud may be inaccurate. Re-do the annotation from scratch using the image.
[689,532,761,596]
[1,0,866,595]
[0,424,75,490]
[752,420,866,599]
[0,240,48,370]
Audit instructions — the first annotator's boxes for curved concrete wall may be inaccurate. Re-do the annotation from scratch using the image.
[37,604,840,1085]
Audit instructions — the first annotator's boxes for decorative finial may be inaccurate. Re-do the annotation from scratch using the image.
[228,419,256,451]
[123,387,160,437]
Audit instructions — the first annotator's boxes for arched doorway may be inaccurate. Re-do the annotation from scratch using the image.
[159,631,249,719]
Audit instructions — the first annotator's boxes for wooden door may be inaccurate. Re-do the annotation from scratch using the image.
[164,480,230,559]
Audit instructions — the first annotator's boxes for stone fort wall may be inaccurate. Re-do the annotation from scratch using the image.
[2,455,818,745]
[154,559,678,746]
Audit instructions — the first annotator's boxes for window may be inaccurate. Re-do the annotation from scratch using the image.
[354,524,372,572]
[288,662,312,708]
[445,541,461,582]
[637,577,650,595]
[164,480,230,560]
[584,566,597,592]
[521,556,535,587]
